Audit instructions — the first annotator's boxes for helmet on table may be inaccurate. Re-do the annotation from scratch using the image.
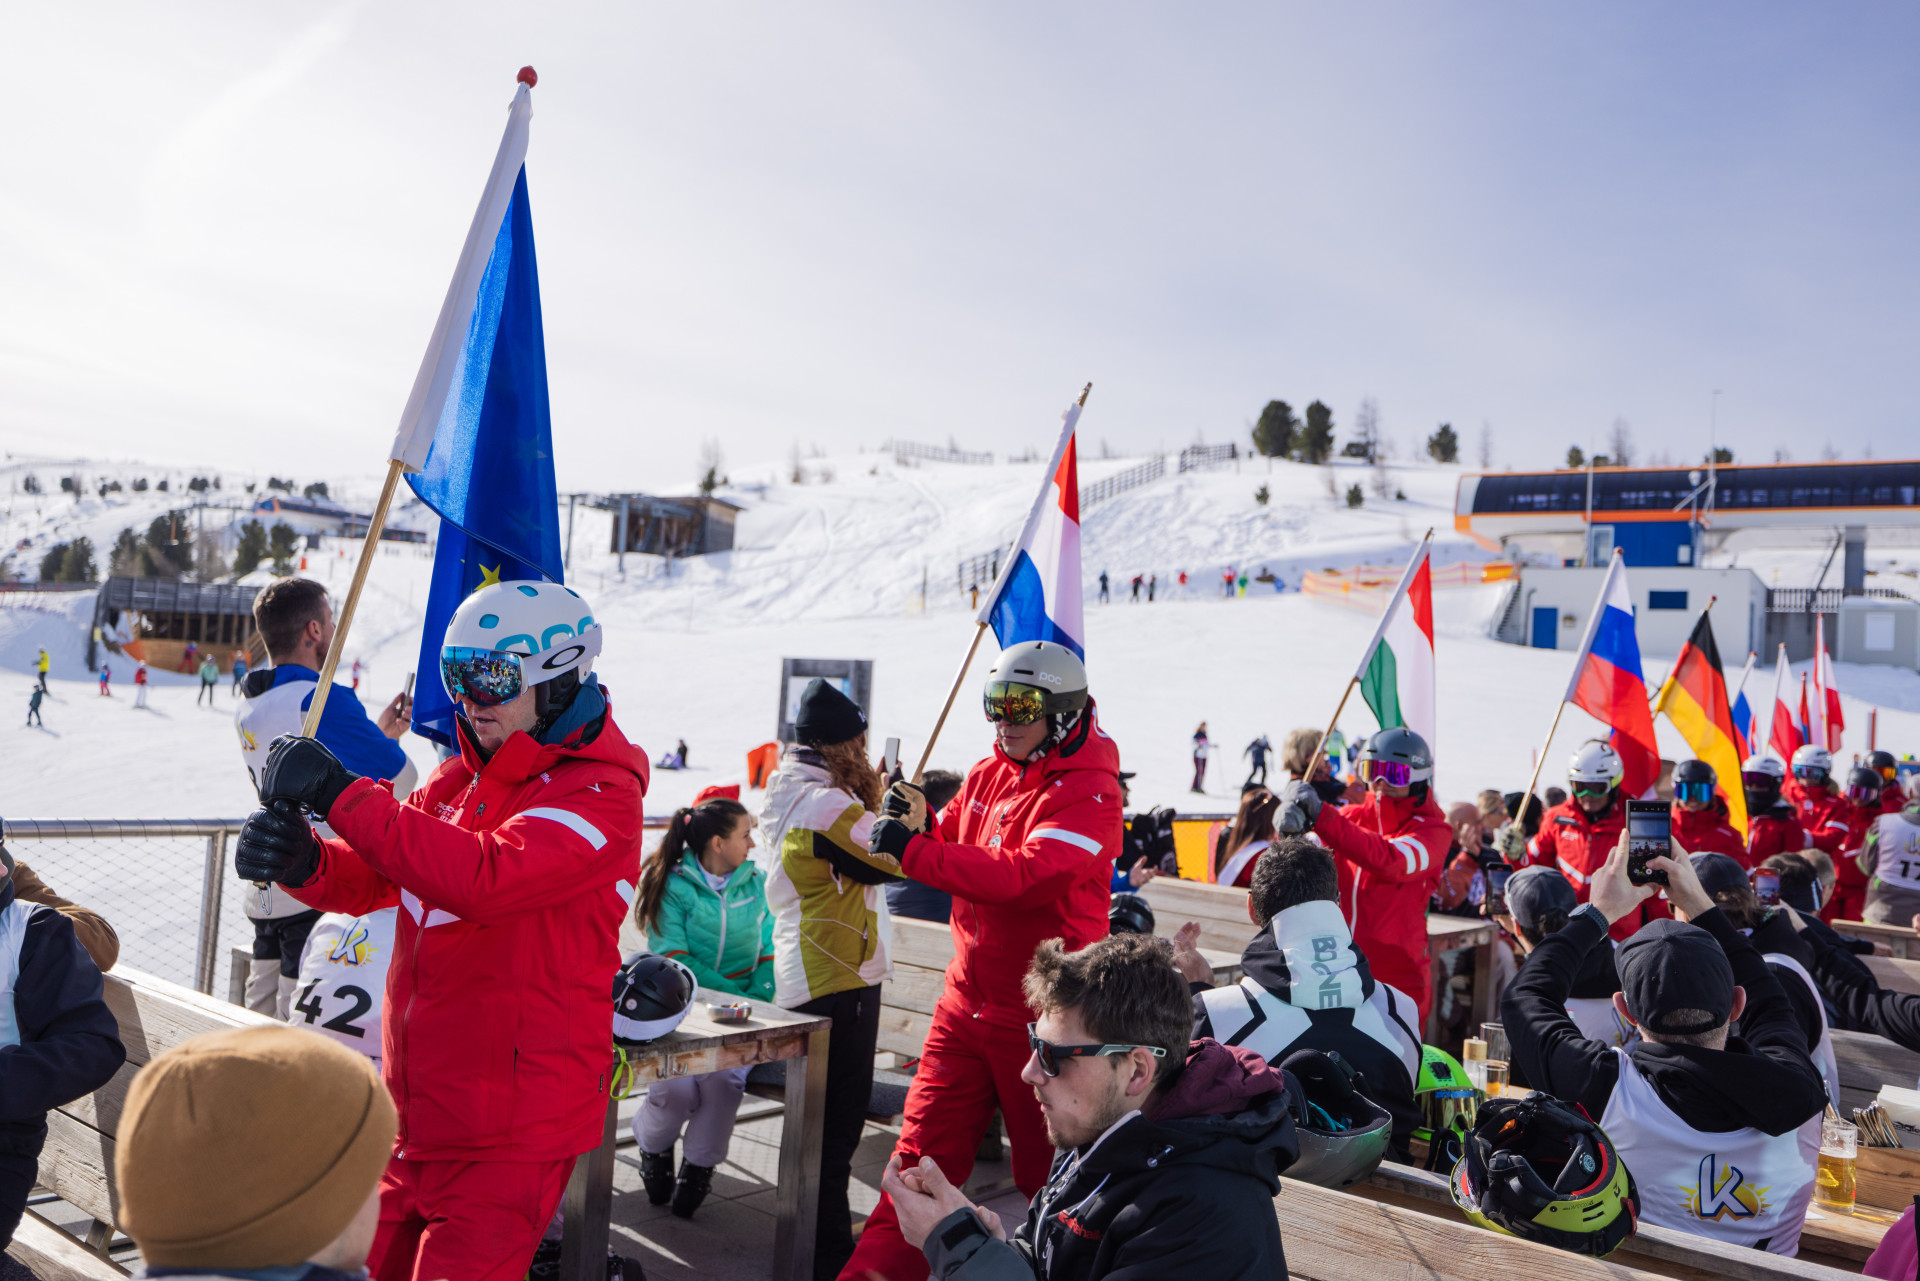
[1414,1044,1478,1172]
[1451,1095,1638,1258]
[1741,754,1786,808]
[1357,727,1433,790]
[1108,892,1155,937]
[1278,1049,1394,1189]
[612,953,697,1045]
[984,641,1091,752]
[1791,744,1833,784]
[1673,759,1716,807]
[440,580,602,734]
[1567,740,1624,789]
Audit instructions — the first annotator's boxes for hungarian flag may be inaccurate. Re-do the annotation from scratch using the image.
[1563,549,1661,799]
[1356,534,1436,749]
[1654,610,1749,836]
[978,389,1087,658]
[1766,642,1801,761]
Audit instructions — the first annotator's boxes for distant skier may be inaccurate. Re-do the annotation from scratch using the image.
[1221,568,1235,598]
[197,655,219,707]
[1148,573,1157,602]
[98,663,111,697]
[1177,569,1189,596]
[1238,571,1250,597]
[230,650,248,692]
[1192,722,1211,793]
[179,640,198,675]
[969,582,979,609]
[27,686,44,727]
[1244,734,1272,787]
[1130,573,1143,602]
[34,648,49,692]
[350,657,363,691]
[133,660,149,709]
[1098,570,1110,604]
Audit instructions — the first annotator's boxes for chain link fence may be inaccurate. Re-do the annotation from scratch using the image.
[4,819,247,994]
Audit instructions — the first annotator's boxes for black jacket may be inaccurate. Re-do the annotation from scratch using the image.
[0,872,126,1164]
[1802,915,1920,1052]
[924,1040,1295,1280]
[1503,903,1827,1137]
[1743,910,1827,1052]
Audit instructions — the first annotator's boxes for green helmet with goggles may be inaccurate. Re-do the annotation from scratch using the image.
[1414,1044,1478,1172]
[1451,1094,1639,1258]
[440,580,602,715]
[982,641,1088,728]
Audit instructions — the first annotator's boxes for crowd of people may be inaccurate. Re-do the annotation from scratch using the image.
[9,567,1920,1281]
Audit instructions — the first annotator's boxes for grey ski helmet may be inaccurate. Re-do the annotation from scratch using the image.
[1279,1049,1394,1189]
[984,641,1089,716]
[1358,727,1433,785]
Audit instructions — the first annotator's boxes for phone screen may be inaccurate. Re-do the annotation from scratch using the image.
[1625,801,1670,886]
[883,737,901,776]
[1485,865,1512,916]
[1753,871,1781,906]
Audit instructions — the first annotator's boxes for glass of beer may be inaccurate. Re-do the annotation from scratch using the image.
[1817,1118,1858,1213]
[1484,1062,1510,1098]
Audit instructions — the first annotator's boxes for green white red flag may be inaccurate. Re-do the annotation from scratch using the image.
[1356,533,1436,750]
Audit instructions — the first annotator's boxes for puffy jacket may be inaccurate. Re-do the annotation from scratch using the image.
[1830,800,1886,914]
[1785,779,1851,856]
[757,750,902,1008]
[644,850,775,1002]
[1313,789,1450,1028]
[1527,793,1670,942]
[1672,798,1744,861]
[922,1039,1295,1281]
[1747,804,1808,870]
[900,707,1123,1029]
[1862,803,1920,928]
[287,682,648,1162]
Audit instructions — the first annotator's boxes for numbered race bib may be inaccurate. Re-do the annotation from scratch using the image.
[291,907,396,1065]
[1872,814,1920,892]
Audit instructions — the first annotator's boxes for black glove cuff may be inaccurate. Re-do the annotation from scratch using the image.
[313,772,357,822]
[870,817,914,862]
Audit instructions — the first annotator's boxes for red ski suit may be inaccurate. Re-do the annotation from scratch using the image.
[1527,794,1672,942]
[839,710,1123,1281]
[1314,791,1450,1031]
[289,700,648,1281]
[1671,799,1745,863]
[1786,779,1852,856]
[1746,805,1809,869]
[1822,801,1882,924]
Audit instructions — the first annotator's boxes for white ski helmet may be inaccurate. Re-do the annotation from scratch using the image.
[1741,754,1786,783]
[1567,740,1624,788]
[1791,744,1833,777]
[442,580,602,693]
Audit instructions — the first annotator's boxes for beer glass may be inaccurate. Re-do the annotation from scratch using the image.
[1817,1118,1858,1213]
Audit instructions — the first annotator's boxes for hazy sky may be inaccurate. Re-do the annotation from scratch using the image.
[5,4,1918,490]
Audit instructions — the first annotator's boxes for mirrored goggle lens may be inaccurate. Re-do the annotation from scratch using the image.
[983,682,1048,725]
[1741,772,1779,790]
[440,647,525,707]
[1570,779,1612,797]
[1676,781,1715,805]
[1793,766,1827,781]
[1359,758,1412,787]
[1849,782,1881,803]
[1879,766,1899,781]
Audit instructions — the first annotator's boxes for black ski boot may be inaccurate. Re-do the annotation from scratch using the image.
[638,1146,676,1206]
[670,1159,715,1219]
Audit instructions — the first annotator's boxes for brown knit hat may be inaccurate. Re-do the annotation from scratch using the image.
[116,1025,396,1267]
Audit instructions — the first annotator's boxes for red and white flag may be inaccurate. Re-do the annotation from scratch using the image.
[1766,642,1801,761]
[1813,615,1844,751]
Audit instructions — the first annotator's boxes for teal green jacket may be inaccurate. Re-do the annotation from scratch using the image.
[644,850,776,1002]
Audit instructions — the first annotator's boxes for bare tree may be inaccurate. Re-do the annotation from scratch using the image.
[1606,418,1636,468]
[1354,398,1382,463]
[1820,441,1841,460]
[698,438,725,495]
[1479,422,1494,469]
[788,442,805,484]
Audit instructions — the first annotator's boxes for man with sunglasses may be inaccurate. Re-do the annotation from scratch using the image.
[1275,727,1451,1031]
[232,579,649,1281]
[847,641,1124,1281]
[1668,760,1744,862]
[1522,740,1670,942]
[879,933,1296,1281]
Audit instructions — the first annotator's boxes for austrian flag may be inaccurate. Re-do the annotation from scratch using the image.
[1356,535,1436,750]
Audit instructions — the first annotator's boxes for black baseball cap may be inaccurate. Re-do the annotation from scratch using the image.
[1615,919,1736,1035]
[1504,866,1577,933]
[1688,852,1749,901]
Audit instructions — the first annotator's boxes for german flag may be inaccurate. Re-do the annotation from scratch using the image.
[1653,610,1749,836]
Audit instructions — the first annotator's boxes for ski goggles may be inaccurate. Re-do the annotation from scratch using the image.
[1848,780,1882,804]
[1675,781,1715,806]
[1026,1023,1166,1079]
[440,629,602,707]
[1358,758,1413,788]
[1569,779,1613,798]
[1741,771,1782,790]
[983,681,1049,726]
[1793,765,1829,782]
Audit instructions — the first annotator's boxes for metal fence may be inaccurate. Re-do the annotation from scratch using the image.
[1080,454,1167,509]
[885,440,994,466]
[1766,586,1911,613]
[1177,443,1238,473]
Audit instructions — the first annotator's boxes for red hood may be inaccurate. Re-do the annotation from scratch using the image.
[1146,1039,1287,1122]
[455,684,651,796]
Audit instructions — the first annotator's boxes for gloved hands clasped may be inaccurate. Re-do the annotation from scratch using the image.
[1496,822,1529,864]
[235,799,323,887]
[1276,780,1323,837]
[261,735,360,821]
[870,781,930,862]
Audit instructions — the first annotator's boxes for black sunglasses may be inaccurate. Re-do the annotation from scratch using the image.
[1026,1023,1167,1078]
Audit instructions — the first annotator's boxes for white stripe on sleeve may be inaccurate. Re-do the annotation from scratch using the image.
[1032,826,1104,856]
[523,807,609,850]
[1391,836,1427,875]
[1557,856,1590,886]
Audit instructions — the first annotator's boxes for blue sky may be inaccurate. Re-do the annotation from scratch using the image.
[3,3,1916,488]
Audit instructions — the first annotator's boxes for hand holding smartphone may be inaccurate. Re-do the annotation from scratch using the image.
[1625,800,1671,887]
[1484,864,1513,918]
[883,737,902,782]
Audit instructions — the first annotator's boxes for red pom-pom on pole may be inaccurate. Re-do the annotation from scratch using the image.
[517,66,538,88]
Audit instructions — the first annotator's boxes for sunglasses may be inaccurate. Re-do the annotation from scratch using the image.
[1358,758,1412,788]
[983,681,1049,726]
[1675,781,1715,806]
[1569,780,1612,797]
[1026,1023,1166,1078]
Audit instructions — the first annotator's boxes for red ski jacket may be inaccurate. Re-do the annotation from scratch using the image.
[289,697,648,1163]
[1785,780,1852,856]
[901,707,1123,1029]
[1746,805,1808,869]
[1314,790,1450,1029]
[1672,800,1745,862]
[1527,794,1672,941]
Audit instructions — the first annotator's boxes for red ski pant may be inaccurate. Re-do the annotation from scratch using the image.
[839,998,1053,1281]
[368,1153,573,1281]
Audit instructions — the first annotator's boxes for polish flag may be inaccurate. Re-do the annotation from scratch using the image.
[1814,615,1845,751]
[1766,643,1802,761]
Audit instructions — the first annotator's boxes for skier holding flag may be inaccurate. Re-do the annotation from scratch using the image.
[842,391,1125,1281]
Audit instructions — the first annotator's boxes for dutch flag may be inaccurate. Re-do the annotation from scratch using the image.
[977,391,1087,659]
[1563,549,1662,799]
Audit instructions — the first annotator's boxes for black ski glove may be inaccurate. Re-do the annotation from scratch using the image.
[235,799,323,887]
[261,735,360,821]
[882,782,929,833]
[870,817,916,862]
[1276,780,1323,837]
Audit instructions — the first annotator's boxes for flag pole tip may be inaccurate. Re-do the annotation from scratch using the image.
[517,65,539,88]
[1078,383,1092,406]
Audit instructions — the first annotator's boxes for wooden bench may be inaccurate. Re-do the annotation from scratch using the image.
[9,966,277,1280]
[1834,1027,1920,1115]
[1835,919,1919,960]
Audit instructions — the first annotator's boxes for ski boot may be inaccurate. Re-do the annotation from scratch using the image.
[670,1160,715,1219]
[638,1145,676,1206]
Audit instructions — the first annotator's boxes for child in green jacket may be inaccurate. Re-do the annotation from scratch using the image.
[631,795,772,1218]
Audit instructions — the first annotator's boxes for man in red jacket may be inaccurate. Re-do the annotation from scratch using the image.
[1525,740,1671,942]
[1786,745,1852,857]
[1670,759,1746,861]
[1742,755,1809,869]
[1276,727,1449,1030]
[1826,764,1893,923]
[234,581,647,1281]
[843,640,1122,1281]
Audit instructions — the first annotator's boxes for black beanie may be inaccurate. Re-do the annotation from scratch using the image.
[794,678,866,746]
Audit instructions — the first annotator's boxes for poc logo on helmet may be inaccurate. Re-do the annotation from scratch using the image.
[1024,671,1063,686]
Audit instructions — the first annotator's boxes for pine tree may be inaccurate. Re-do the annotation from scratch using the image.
[1566,445,1586,469]
[1300,401,1336,464]
[1426,423,1460,463]
[232,520,269,575]
[1345,483,1364,508]
[110,528,140,576]
[63,537,96,583]
[303,481,329,500]
[38,543,69,582]
[268,522,300,575]
[1252,401,1297,458]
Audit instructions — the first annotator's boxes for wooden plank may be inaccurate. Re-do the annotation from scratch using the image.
[892,917,957,972]
[1857,1145,1920,1213]
[1865,955,1920,999]
[1832,1028,1920,1096]
[877,1005,932,1060]
[886,962,949,1016]
[57,1060,140,1136]
[8,1214,127,1281]
[38,1110,119,1227]
[101,966,276,1067]
[1834,920,1915,960]
[1800,1203,1900,1264]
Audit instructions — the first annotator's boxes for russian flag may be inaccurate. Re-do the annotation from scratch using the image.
[1562,550,1661,799]
[977,389,1088,658]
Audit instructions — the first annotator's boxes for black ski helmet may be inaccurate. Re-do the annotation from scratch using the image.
[1451,1095,1639,1258]
[612,953,697,1045]
[1109,892,1156,937]
[1847,764,1885,805]
[1673,759,1716,787]
[1868,750,1899,782]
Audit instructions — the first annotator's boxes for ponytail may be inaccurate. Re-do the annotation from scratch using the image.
[634,798,752,936]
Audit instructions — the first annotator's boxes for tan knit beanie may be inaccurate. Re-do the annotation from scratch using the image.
[116,1024,397,1267]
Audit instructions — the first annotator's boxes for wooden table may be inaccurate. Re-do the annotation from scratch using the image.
[1834,919,1919,959]
[1425,915,1497,1046]
[557,991,832,1281]
[1800,1202,1901,1269]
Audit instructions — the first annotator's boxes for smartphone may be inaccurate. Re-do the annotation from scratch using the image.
[1485,864,1513,917]
[1753,870,1782,907]
[1625,800,1671,887]
[882,737,901,777]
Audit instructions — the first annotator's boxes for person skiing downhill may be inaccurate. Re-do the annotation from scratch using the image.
[97,663,111,697]
[234,578,647,1281]
[842,640,1124,1281]
[34,647,49,692]
[1244,733,1272,787]
[133,660,149,709]
[26,686,44,727]
[1192,721,1211,792]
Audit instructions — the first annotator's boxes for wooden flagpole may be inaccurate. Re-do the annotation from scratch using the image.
[300,459,407,738]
